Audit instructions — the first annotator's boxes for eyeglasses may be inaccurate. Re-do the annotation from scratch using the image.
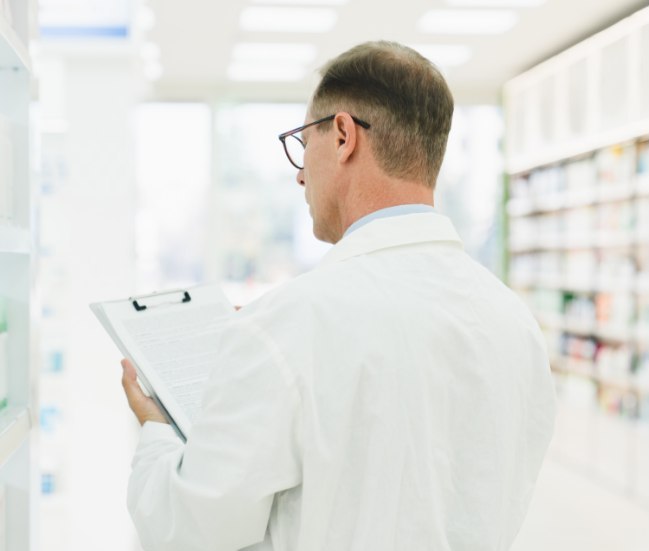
[278,114,371,170]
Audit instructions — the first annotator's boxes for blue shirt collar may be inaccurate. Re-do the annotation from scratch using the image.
[344,204,436,237]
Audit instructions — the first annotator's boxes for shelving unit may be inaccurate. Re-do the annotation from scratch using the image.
[504,6,649,506]
[0,0,36,549]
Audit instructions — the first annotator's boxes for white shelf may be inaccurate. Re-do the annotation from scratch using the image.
[0,225,31,254]
[505,5,649,507]
[508,188,596,216]
[0,406,30,468]
[510,229,649,253]
[552,355,595,377]
[551,357,649,396]
[507,121,649,174]
[562,318,598,337]
[510,184,638,217]
[595,324,634,344]
[535,312,642,345]
[511,274,649,295]
[0,14,30,71]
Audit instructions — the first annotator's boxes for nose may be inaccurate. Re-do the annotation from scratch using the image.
[296,169,305,187]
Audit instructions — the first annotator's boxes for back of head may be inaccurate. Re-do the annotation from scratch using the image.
[311,41,454,189]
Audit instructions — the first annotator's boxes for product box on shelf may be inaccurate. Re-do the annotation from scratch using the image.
[596,144,636,191]
[636,140,649,194]
[563,250,596,288]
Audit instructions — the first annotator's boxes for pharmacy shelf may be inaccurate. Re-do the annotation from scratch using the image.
[507,120,649,175]
[508,184,638,217]
[0,406,30,468]
[510,275,648,295]
[536,312,640,345]
[0,225,31,254]
[551,356,595,378]
[551,357,649,397]
[510,233,645,254]
[0,14,30,71]
[504,5,649,506]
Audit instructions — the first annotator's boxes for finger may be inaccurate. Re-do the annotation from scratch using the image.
[121,361,146,409]
[121,358,137,379]
[121,359,167,425]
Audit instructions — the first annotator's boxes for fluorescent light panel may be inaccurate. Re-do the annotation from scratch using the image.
[232,42,317,64]
[239,7,337,33]
[446,0,544,6]
[252,0,348,4]
[409,44,473,67]
[418,9,519,34]
[227,62,307,81]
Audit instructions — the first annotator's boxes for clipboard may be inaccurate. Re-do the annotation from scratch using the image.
[90,283,235,441]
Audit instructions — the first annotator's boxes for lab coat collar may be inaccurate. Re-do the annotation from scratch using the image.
[318,212,463,268]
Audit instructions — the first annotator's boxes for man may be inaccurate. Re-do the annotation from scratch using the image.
[122,41,556,551]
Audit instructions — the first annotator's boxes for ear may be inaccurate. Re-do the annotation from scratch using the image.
[332,112,358,164]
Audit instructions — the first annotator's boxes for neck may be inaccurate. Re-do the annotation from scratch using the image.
[339,175,434,237]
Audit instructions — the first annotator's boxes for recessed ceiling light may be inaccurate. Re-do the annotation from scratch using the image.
[446,0,544,6]
[227,62,307,82]
[409,44,473,67]
[239,7,338,33]
[232,42,317,64]
[418,9,519,34]
[252,0,348,4]
[135,5,156,31]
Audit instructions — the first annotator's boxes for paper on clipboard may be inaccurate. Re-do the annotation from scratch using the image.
[90,283,235,441]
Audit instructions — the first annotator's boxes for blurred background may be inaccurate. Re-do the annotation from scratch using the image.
[1,0,649,549]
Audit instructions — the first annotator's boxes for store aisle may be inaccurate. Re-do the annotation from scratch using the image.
[511,456,649,551]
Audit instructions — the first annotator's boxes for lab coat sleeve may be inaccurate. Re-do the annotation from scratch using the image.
[127,319,303,551]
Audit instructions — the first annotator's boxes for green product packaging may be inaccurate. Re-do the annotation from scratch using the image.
[0,296,7,333]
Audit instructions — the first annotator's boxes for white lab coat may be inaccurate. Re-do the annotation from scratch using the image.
[128,212,556,551]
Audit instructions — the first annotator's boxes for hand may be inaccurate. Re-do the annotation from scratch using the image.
[121,359,168,426]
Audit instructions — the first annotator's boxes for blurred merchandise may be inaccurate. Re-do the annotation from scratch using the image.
[596,144,635,191]
[0,115,13,224]
[595,292,635,328]
[0,296,7,410]
[637,139,649,192]
[504,11,649,504]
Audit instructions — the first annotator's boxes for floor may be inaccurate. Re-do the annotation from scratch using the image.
[511,457,649,551]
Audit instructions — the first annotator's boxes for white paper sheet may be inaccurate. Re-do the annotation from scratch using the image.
[90,284,234,440]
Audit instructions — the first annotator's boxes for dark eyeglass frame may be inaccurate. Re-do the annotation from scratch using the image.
[278,114,371,170]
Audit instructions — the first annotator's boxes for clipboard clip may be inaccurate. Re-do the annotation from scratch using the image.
[131,289,192,312]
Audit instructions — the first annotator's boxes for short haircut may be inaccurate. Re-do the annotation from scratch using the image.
[311,41,454,188]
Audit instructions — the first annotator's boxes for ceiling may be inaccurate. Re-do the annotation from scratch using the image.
[141,0,648,104]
